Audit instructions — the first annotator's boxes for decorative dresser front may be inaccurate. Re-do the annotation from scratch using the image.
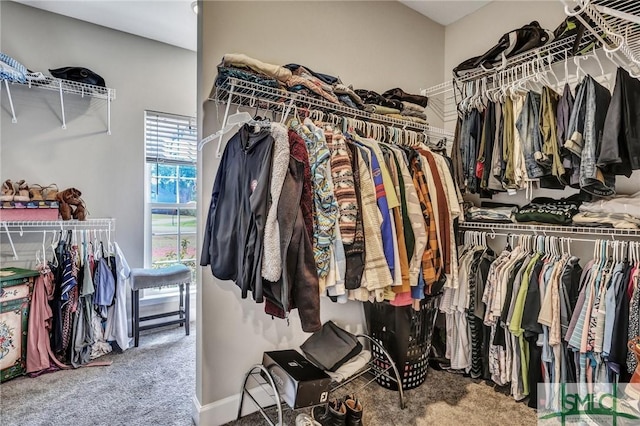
[0,267,38,382]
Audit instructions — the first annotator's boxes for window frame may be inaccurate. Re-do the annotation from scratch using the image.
[143,111,197,299]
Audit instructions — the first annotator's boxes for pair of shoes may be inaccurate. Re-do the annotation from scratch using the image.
[311,395,363,426]
[0,180,14,201]
[1,179,30,202]
[56,187,88,221]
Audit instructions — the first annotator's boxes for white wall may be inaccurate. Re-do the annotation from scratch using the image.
[0,1,196,270]
[196,1,444,424]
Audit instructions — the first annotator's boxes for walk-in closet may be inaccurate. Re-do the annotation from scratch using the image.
[2,1,640,426]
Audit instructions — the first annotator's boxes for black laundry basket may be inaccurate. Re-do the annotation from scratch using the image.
[364,294,441,390]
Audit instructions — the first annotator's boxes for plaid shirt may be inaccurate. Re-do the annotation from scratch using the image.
[409,155,441,289]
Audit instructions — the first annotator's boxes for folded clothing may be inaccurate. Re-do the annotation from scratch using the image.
[0,52,27,83]
[386,113,428,125]
[401,109,427,120]
[572,211,640,229]
[466,206,517,223]
[283,63,340,86]
[402,101,425,113]
[214,66,281,97]
[364,104,401,115]
[382,87,428,108]
[325,350,371,383]
[334,83,364,108]
[287,75,340,104]
[354,89,403,110]
[222,53,292,83]
[338,94,360,109]
[579,192,640,219]
[514,196,584,225]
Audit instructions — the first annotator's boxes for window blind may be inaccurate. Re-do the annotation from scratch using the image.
[145,111,197,165]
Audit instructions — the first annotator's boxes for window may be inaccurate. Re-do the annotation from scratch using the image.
[144,111,197,297]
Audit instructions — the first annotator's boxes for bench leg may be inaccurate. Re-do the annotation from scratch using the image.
[133,289,140,347]
[179,283,184,327]
[185,282,190,336]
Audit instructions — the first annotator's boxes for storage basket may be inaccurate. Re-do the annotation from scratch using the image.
[365,294,441,390]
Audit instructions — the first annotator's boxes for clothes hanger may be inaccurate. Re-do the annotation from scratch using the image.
[574,56,585,81]
[546,52,561,90]
[37,230,47,266]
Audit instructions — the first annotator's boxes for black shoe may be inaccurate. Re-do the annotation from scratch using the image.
[344,397,363,426]
[312,400,347,426]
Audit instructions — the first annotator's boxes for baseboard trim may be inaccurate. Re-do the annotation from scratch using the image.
[192,385,275,426]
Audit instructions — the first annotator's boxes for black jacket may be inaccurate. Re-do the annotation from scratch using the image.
[200,124,274,299]
[600,67,640,176]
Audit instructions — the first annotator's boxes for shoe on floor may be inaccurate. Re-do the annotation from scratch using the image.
[296,413,321,426]
[312,399,347,426]
[344,397,363,426]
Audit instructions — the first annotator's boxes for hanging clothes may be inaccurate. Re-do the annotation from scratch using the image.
[104,242,131,352]
[26,263,69,375]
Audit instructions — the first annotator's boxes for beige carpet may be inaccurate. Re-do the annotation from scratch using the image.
[226,368,537,426]
[1,322,537,426]
[0,325,195,426]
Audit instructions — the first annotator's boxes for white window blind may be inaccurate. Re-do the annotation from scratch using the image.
[145,111,197,165]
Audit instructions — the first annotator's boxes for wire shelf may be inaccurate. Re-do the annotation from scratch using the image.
[1,218,116,230]
[460,221,640,237]
[212,77,454,138]
[6,76,116,101]
[567,0,640,75]
[452,32,600,84]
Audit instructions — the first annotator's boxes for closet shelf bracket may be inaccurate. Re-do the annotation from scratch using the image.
[1,80,18,123]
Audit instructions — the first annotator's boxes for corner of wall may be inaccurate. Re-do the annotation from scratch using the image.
[192,386,273,426]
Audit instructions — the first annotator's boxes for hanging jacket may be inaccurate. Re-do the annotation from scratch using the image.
[200,124,274,298]
[264,156,321,332]
[599,67,640,177]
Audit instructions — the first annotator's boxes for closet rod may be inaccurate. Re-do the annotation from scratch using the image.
[464,231,621,244]
[459,222,640,237]
[0,219,115,229]
[1,219,115,261]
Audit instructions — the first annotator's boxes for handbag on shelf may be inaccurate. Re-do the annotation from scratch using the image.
[300,320,362,372]
[453,21,552,77]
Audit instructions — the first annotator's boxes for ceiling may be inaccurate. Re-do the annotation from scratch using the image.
[399,1,491,26]
[11,1,491,52]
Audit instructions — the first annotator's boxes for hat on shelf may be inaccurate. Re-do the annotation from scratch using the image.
[48,66,106,87]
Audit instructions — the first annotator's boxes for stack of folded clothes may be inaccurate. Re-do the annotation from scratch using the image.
[513,194,586,225]
[573,192,640,228]
[1,53,59,84]
[355,88,429,123]
[0,52,28,83]
[213,53,428,120]
[464,202,518,223]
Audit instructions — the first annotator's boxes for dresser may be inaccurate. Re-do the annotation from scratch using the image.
[0,267,38,382]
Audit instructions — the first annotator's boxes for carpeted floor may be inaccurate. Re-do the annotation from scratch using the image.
[0,325,195,426]
[225,368,537,426]
[1,324,537,426]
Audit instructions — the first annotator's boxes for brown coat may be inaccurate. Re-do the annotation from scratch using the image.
[264,156,321,332]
